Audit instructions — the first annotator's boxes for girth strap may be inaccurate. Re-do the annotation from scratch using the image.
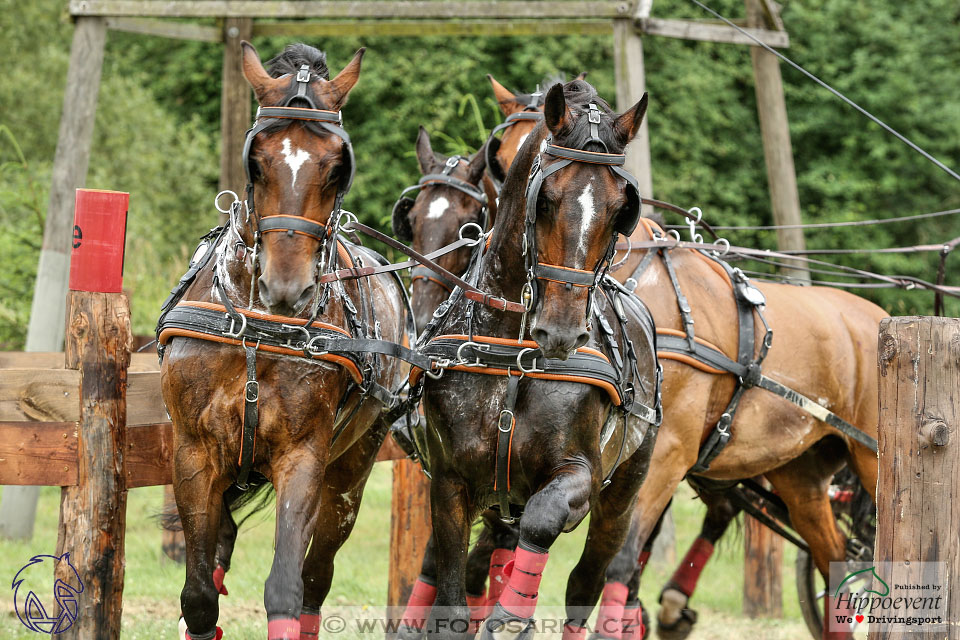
[237,345,259,488]
[495,374,521,523]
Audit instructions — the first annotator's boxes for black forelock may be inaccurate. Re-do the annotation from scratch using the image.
[552,79,623,154]
[512,73,573,108]
[266,44,330,81]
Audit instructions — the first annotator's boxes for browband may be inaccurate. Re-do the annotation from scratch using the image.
[543,143,626,166]
[256,106,343,124]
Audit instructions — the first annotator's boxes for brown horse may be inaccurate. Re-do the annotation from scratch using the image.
[599,214,885,640]
[416,80,660,639]
[158,43,408,640]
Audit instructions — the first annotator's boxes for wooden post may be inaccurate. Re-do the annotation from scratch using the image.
[873,317,960,639]
[219,17,253,213]
[54,290,132,640]
[744,0,810,283]
[0,16,108,542]
[743,512,783,617]
[388,459,432,612]
[613,18,654,218]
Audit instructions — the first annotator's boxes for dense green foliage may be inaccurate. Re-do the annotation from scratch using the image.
[1,0,958,345]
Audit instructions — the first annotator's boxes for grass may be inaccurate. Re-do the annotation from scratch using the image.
[0,471,816,639]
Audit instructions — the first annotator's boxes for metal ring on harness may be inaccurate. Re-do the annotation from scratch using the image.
[224,313,247,339]
[305,334,329,355]
[456,340,489,367]
[215,190,240,214]
[281,324,311,349]
[459,222,484,246]
[516,347,544,374]
[712,238,730,257]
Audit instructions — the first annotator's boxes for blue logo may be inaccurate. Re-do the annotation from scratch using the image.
[11,553,84,634]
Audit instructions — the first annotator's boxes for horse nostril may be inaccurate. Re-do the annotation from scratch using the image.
[257,277,272,306]
[532,328,548,346]
[295,284,317,312]
[574,331,590,349]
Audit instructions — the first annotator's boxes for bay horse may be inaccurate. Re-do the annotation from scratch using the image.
[414,80,661,639]
[157,43,409,640]
[596,214,885,640]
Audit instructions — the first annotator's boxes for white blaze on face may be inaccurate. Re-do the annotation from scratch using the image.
[576,180,597,260]
[426,196,450,220]
[280,138,311,192]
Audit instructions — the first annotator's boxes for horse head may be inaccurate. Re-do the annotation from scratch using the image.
[524,80,647,359]
[239,41,364,316]
[392,126,488,332]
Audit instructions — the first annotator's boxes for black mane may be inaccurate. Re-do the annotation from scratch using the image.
[512,73,569,108]
[553,79,622,154]
[266,44,330,80]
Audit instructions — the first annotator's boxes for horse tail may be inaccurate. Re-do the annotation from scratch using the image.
[158,472,274,533]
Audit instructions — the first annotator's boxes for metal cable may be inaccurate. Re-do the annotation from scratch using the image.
[665,207,960,231]
[688,0,960,183]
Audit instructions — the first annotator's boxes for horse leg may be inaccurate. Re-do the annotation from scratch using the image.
[263,449,329,640]
[425,471,474,639]
[485,465,595,640]
[766,455,851,640]
[657,490,741,640]
[176,445,230,640]
[299,430,382,640]
[465,524,496,628]
[481,515,521,617]
[212,503,238,596]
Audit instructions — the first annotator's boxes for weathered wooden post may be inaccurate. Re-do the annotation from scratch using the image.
[744,0,810,283]
[54,188,132,640]
[743,509,783,618]
[872,317,960,639]
[387,451,432,612]
[0,15,109,542]
[219,16,253,207]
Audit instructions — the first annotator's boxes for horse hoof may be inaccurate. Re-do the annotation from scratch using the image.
[395,624,424,640]
[480,605,535,640]
[656,609,697,640]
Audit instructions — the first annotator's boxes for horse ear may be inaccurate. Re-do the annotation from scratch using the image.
[327,48,366,109]
[575,71,588,81]
[614,92,648,145]
[241,41,280,102]
[488,74,521,115]
[415,126,436,174]
[543,83,571,136]
[467,147,487,185]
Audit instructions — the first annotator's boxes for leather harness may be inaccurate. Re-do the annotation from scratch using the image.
[625,225,879,474]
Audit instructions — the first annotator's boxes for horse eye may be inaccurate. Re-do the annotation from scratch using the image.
[325,164,342,187]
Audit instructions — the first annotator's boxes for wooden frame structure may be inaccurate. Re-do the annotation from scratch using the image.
[12,0,815,624]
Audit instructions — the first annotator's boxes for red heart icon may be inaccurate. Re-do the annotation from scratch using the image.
[855,615,865,624]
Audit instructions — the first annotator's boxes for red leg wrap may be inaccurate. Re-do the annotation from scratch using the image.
[636,550,651,578]
[594,582,628,639]
[467,594,487,632]
[562,622,589,639]
[299,611,321,639]
[400,577,437,625]
[486,548,515,608]
[212,564,228,596]
[621,603,645,640]
[668,537,714,597]
[267,618,299,640]
[497,546,548,619]
[824,594,855,640]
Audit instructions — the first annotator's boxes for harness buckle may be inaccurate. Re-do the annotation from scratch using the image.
[456,341,489,368]
[516,347,544,374]
[443,156,460,174]
[588,103,602,124]
[305,334,329,356]
[296,64,311,83]
[281,324,311,349]
[498,409,516,433]
[245,380,260,403]
[224,313,248,339]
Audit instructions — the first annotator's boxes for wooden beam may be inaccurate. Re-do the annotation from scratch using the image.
[0,422,78,486]
[0,369,80,422]
[613,18,653,213]
[874,317,960,637]
[639,17,789,48]
[127,371,170,425]
[56,291,132,640]
[105,16,220,41]
[0,351,158,370]
[71,0,635,19]
[745,0,808,282]
[126,423,174,488]
[387,458,431,613]
[253,19,612,38]
[219,17,252,205]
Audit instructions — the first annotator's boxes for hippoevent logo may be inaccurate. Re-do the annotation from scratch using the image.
[829,561,947,633]
[11,553,84,634]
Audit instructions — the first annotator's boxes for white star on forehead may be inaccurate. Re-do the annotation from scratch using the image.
[281,138,311,192]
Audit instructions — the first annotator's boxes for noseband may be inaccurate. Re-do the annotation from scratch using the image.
[522,103,642,329]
